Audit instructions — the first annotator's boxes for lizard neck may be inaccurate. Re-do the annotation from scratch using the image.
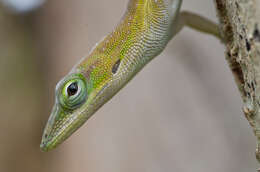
[74,0,183,97]
[77,0,182,73]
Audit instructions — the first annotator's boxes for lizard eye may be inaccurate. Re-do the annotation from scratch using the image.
[67,82,78,96]
[59,77,87,110]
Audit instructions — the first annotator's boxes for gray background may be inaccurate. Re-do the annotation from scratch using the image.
[0,0,257,171]
[38,0,256,171]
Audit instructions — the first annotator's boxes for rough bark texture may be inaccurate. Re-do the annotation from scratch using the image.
[214,0,260,166]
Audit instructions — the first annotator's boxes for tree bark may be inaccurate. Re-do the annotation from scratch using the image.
[214,0,260,167]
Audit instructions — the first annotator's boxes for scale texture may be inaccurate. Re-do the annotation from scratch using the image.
[41,0,182,151]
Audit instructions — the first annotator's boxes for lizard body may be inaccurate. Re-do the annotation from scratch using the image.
[41,0,219,151]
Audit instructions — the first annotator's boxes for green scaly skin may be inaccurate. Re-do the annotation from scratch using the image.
[40,0,183,151]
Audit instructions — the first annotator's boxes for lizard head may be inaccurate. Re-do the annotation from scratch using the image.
[40,54,123,151]
[40,0,182,152]
[40,73,89,151]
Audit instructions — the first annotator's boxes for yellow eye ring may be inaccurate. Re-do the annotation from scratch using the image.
[59,74,87,110]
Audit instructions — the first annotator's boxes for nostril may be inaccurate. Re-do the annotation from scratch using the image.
[40,142,45,148]
[40,141,48,152]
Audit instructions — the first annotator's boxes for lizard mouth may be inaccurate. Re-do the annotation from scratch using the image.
[40,104,62,152]
[40,104,77,152]
[40,115,79,152]
[40,82,113,151]
[40,100,95,152]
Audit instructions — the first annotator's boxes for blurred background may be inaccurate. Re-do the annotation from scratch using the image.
[0,0,257,171]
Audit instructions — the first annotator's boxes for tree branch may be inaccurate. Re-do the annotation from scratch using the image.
[214,0,260,167]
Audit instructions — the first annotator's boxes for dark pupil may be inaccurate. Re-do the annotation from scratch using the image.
[67,82,78,96]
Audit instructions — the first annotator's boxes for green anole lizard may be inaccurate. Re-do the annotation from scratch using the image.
[41,0,221,151]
